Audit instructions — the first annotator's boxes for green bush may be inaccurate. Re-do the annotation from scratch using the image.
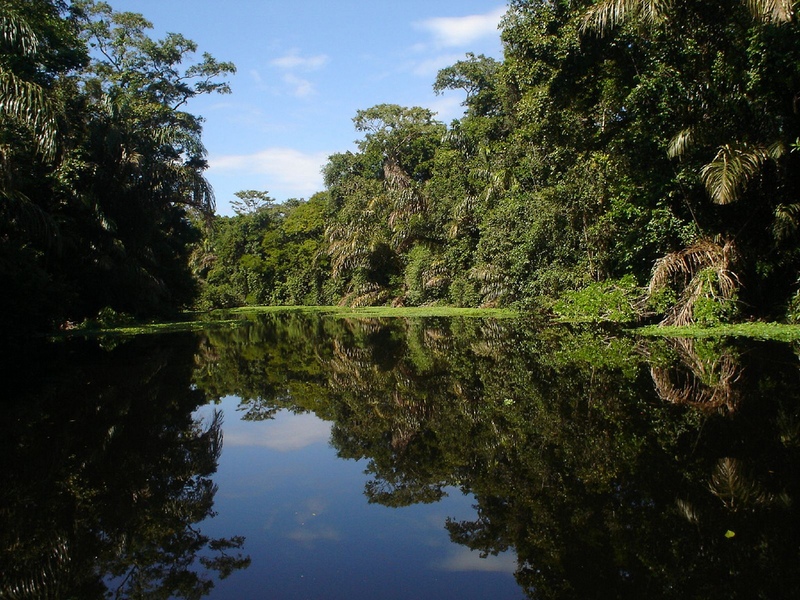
[553,276,641,323]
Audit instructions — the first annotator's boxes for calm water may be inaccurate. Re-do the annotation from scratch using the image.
[2,313,799,599]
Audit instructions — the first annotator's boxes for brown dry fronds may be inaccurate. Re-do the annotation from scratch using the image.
[648,238,740,326]
[649,337,741,414]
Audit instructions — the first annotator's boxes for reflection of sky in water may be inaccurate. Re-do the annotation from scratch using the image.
[193,396,522,599]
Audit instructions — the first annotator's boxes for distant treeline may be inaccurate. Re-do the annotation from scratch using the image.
[4,1,800,335]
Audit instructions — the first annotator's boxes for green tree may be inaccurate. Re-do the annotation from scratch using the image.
[0,0,87,334]
[0,0,235,335]
[231,189,273,215]
[323,105,445,306]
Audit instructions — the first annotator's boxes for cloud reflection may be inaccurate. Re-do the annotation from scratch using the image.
[225,412,332,451]
[436,547,517,573]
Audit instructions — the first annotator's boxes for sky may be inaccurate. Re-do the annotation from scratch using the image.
[108,0,508,215]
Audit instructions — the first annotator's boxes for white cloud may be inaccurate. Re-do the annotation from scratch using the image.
[283,73,315,97]
[271,50,329,71]
[268,50,329,97]
[415,6,505,48]
[436,548,517,573]
[222,411,332,451]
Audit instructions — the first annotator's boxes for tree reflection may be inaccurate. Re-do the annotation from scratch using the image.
[192,313,800,599]
[647,337,742,414]
[0,335,249,599]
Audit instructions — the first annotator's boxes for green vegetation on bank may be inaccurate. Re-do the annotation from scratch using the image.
[226,305,520,319]
[4,1,800,337]
[60,305,800,344]
[633,322,800,342]
[189,0,800,328]
[55,305,520,339]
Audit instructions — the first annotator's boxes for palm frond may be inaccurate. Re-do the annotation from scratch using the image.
[675,498,699,524]
[469,263,510,306]
[422,259,449,290]
[0,188,59,244]
[744,0,794,22]
[667,127,694,159]
[448,195,478,238]
[0,5,39,56]
[648,238,740,325]
[772,203,800,241]
[0,71,57,159]
[650,337,741,413]
[340,281,390,307]
[649,238,728,293]
[700,143,768,205]
[708,457,775,510]
[581,0,671,35]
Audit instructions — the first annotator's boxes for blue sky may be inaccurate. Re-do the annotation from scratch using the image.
[109,1,507,215]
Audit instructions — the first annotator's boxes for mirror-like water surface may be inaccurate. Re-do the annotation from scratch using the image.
[3,313,799,599]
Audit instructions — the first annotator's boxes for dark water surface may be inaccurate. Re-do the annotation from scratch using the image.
[2,313,799,599]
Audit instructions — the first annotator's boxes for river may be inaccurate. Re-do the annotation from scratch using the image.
[2,312,798,599]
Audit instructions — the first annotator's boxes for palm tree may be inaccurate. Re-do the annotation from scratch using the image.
[647,237,740,325]
[648,337,742,413]
[0,3,58,160]
[582,0,793,34]
[0,2,62,244]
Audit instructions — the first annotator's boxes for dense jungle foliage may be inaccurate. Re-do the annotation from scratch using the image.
[0,0,234,336]
[4,0,800,335]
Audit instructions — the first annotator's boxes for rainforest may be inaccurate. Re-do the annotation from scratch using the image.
[4,0,800,336]
[4,3,800,599]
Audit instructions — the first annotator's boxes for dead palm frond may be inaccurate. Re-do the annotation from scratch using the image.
[383,155,411,190]
[744,0,794,22]
[649,337,742,414]
[648,237,740,325]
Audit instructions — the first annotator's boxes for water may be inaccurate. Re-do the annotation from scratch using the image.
[2,313,799,599]
[195,399,518,599]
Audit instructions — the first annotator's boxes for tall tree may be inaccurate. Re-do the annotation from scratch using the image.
[0,0,87,334]
[1,0,235,335]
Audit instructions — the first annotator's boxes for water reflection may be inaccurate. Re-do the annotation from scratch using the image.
[0,335,249,599]
[194,313,800,599]
[3,314,799,599]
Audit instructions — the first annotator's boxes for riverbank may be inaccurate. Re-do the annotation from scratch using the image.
[53,305,800,342]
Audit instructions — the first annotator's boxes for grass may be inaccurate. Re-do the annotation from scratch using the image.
[56,304,800,342]
[632,321,800,342]
[225,305,520,319]
[52,316,240,339]
[55,305,520,338]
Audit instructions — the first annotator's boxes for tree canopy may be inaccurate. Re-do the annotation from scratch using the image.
[5,0,800,334]
[1,0,234,335]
